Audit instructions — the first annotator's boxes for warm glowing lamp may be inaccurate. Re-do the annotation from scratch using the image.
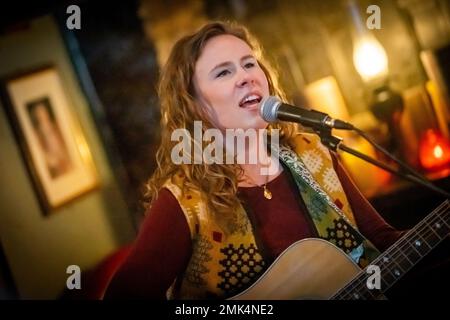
[349,0,388,83]
[353,33,389,83]
[419,129,450,171]
[349,1,403,155]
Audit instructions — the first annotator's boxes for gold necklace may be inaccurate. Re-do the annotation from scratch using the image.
[262,180,272,200]
[245,173,272,200]
[243,157,273,199]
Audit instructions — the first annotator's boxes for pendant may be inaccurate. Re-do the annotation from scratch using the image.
[263,185,272,200]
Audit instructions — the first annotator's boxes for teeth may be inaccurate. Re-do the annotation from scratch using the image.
[244,95,259,103]
[241,94,261,106]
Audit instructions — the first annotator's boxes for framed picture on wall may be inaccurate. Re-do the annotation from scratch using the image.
[1,66,99,214]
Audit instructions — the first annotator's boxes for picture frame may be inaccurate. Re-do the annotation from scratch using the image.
[1,66,99,214]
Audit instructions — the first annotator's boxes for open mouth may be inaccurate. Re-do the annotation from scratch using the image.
[239,93,263,108]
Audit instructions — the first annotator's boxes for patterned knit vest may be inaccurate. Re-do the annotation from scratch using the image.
[163,133,377,299]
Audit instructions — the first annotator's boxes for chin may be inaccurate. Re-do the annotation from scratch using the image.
[225,115,268,131]
[251,117,269,130]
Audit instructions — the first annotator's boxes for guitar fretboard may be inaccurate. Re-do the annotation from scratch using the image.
[332,200,450,300]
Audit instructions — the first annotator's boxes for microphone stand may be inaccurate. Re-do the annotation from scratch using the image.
[313,126,450,199]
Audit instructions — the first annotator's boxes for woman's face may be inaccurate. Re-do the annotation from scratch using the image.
[193,35,270,131]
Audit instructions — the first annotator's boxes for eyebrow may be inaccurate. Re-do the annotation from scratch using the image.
[208,54,255,75]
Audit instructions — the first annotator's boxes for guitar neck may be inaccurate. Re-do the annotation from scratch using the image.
[333,200,450,300]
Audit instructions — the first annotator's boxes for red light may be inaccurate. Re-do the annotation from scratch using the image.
[433,145,443,159]
[419,129,450,170]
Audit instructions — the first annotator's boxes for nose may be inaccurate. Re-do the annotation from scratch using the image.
[236,68,254,87]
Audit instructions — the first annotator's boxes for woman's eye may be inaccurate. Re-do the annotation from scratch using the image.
[245,62,255,68]
[216,69,230,78]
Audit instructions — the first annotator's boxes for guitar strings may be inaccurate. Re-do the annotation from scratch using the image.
[346,201,450,299]
[339,201,449,299]
[333,200,449,300]
[336,201,449,300]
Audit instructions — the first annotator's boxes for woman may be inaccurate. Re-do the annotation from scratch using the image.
[104,21,403,300]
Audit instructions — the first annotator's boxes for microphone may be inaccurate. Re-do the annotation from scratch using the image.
[260,96,354,130]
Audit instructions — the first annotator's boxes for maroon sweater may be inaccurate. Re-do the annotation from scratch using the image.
[104,157,403,299]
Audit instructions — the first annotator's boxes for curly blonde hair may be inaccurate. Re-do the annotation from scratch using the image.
[144,21,297,231]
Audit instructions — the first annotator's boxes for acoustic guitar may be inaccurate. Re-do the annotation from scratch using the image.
[230,200,449,300]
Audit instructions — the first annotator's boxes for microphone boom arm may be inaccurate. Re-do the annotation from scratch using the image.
[314,127,450,199]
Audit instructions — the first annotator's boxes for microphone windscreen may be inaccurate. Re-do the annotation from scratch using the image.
[260,96,281,122]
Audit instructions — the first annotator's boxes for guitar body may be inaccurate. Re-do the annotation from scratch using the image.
[230,238,362,300]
